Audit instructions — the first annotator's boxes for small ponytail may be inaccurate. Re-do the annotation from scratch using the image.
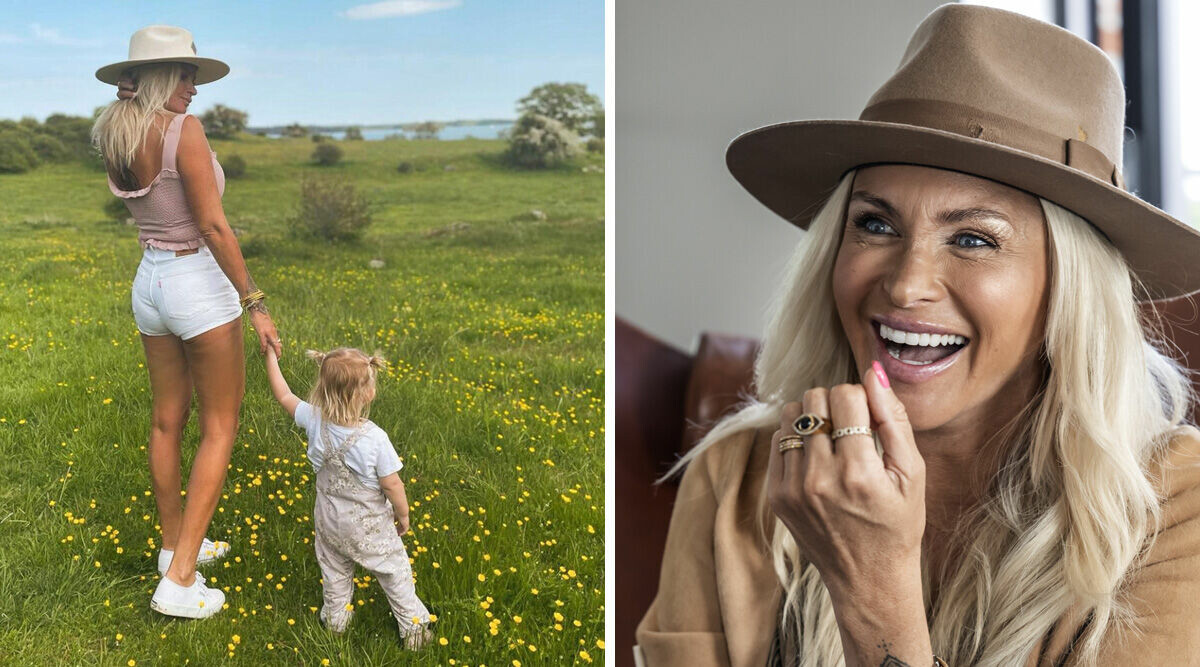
[368,350,387,371]
[306,349,327,364]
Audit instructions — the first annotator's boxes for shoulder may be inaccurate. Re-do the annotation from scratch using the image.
[686,426,770,496]
[177,114,211,153]
[1155,425,1200,500]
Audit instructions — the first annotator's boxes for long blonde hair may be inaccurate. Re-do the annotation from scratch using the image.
[305,348,387,427]
[91,63,187,190]
[673,170,1194,666]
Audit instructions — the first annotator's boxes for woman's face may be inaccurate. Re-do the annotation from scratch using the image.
[831,165,1049,434]
[164,66,198,114]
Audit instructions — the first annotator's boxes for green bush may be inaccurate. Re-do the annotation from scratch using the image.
[396,161,414,174]
[29,133,68,162]
[312,142,343,166]
[311,133,327,143]
[0,130,39,174]
[586,137,603,154]
[290,177,372,242]
[505,113,580,169]
[221,154,247,179]
[103,197,129,222]
[343,126,364,141]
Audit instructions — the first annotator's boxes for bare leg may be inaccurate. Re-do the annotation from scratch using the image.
[141,333,193,552]
[164,318,244,586]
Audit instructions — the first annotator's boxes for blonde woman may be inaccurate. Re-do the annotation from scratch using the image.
[92,26,282,618]
[635,6,1200,667]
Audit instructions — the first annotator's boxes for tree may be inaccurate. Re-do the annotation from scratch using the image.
[343,126,364,141]
[411,121,442,140]
[200,105,249,140]
[505,113,580,169]
[283,123,308,138]
[517,82,602,136]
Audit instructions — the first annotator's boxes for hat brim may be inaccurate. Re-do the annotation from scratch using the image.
[726,120,1200,300]
[95,56,229,85]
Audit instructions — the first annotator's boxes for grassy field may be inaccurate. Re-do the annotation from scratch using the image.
[0,134,604,665]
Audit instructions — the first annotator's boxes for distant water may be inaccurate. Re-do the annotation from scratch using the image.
[261,123,512,141]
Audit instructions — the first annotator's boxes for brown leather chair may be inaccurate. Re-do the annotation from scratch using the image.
[616,297,1200,666]
[615,318,758,667]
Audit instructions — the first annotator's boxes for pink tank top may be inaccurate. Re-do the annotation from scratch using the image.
[108,113,225,251]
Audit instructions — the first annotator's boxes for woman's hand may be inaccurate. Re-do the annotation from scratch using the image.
[767,360,927,604]
[247,308,282,357]
[116,75,137,100]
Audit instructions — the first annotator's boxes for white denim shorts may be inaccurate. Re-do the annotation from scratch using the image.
[131,246,241,341]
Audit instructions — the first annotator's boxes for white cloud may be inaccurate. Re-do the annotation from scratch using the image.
[341,0,462,20]
[29,24,102,48]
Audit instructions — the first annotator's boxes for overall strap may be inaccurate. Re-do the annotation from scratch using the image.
[161,113,189,172]
[323,419,371,463]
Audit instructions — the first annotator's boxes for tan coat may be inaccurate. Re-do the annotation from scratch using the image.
[635,426,1200,666]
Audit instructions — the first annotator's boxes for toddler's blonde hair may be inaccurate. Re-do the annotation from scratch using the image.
[305,347,387,427]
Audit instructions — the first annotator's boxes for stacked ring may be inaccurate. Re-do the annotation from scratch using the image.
[778,435,805,453]
[831,426,874,440]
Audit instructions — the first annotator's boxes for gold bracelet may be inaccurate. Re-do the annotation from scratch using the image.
[239,289,265,309]
[933,654,949,667]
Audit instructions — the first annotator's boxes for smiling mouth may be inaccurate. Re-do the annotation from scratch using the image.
[875,321,969,366]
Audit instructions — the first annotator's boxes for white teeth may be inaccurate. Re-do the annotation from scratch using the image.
[879,323,966,347]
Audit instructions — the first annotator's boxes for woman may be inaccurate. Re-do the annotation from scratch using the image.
[92,25,282,618]
[635,6,1200,666]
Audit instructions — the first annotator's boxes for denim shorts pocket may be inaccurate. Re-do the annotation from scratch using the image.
[160,268,232,320]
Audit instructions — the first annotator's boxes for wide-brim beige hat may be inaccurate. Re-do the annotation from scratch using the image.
[96,25,228,85]
[726,3,1200,300]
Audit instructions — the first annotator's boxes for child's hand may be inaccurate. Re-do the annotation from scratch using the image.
[395,515,410,535]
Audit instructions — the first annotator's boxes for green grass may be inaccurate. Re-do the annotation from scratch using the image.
[0,136,605,665]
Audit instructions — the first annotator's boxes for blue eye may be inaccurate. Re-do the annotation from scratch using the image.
[853,214,895,235]
[954,233,994,249]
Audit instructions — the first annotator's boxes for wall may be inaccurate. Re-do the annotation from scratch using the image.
[616,0,947,351]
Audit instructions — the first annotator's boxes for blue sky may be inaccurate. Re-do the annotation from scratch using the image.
[0,0,603,126]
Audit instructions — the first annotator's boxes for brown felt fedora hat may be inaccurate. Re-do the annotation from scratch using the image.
[726,3,1200,299]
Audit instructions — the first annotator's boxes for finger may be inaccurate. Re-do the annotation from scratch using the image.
[768,428,785,493]
[863,360,920,475]
[799,388,833,466]
[828,383,881,469]
[778,401,807,480]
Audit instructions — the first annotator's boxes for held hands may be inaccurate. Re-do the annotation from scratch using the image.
[248,309,283,358]
[767,360,927,603]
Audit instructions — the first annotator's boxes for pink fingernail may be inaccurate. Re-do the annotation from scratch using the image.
[872,360,890,389]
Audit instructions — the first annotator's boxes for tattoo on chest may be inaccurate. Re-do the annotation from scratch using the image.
[877,642,911,667]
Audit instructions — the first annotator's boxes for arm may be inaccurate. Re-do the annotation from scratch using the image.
[634,443,733,667]
[263,347,301,417]
[1060,427,1200,665]
[378,473,411,534]
[175,115,281,357]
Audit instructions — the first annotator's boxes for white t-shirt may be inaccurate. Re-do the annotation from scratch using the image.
[294,401,402,490]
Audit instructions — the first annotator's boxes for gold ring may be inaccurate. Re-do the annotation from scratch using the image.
[778,435,805,453]
[831,426,873,440]
[792,413,830,437]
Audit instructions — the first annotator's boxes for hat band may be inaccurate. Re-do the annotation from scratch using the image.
[859,99,1124,190]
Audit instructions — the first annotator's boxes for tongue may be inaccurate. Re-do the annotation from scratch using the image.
[895,342,961,363]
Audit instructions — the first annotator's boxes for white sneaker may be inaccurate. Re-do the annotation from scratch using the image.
[403,623,433,650]
[158,538,230,575]
[320,604,354,633]
[150,574,226,619]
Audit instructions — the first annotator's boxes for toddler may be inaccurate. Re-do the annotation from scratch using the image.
[265,346,432,647]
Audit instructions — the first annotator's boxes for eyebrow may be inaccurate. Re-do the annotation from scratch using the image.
[849,190,1013,227]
